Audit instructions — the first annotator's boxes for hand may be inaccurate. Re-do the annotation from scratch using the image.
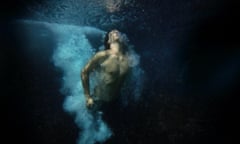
[86,97,94,108]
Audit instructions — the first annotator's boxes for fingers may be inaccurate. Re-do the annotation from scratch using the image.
[86,99,94,109]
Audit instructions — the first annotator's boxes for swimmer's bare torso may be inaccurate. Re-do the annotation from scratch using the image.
[81,47,130,107]
[94,51,129,101]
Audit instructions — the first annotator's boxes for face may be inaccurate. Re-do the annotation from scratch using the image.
[108,30,120,43]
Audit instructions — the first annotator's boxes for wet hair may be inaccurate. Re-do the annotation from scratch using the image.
[103,30,129,53]
[104,31,111,50]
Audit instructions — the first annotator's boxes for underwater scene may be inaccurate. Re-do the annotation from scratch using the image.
[2,0,239,144]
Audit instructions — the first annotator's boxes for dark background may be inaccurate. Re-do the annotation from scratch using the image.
[1,0,239,144]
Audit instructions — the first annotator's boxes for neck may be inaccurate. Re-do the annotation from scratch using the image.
[110,42,123,55]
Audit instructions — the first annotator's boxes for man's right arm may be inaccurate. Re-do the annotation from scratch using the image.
[81,51,107,102]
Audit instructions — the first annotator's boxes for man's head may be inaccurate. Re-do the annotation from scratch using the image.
[108,29,121,43]
[104,29,129,50]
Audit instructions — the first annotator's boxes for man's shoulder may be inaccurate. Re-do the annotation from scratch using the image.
[94,50,108,59]
[97,50,110,56]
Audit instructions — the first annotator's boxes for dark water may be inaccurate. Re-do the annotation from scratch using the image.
[2,0,240,144]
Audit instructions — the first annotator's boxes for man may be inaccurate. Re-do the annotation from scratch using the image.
[81,30,130,110]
